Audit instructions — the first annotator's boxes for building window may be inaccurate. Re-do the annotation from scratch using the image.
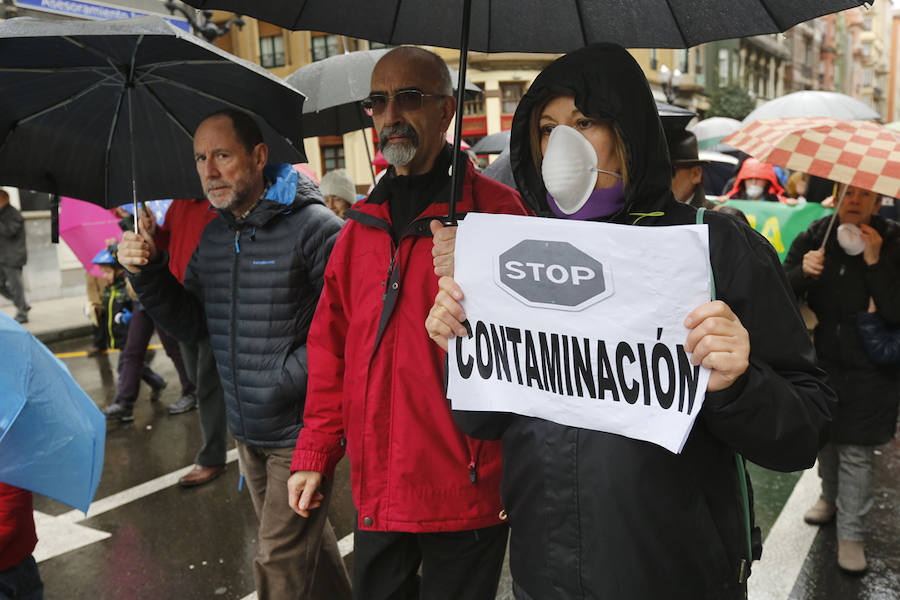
[862,42,871,57]
[464,83,485,116]
[500,82,526,114]
[320,142,345,173]
[369,41,393,50]
[694,48,703,74]
[863,17,872,31]
[678,49,689,74]
[312,34,340,62]
[259,34,285,68]
[718,48,729,86]
[649,48,658,70]
[863,69,873,87]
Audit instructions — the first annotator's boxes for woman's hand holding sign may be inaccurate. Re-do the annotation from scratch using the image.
[683,300,750,392]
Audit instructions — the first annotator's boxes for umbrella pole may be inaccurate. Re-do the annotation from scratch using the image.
[445,0,473,226]
[129,89,140,236]
[819,183,849,249]
[357,103,377,183]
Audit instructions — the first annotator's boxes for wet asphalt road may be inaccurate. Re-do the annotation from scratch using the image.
[34,334,899,599]
[35,335,357,599]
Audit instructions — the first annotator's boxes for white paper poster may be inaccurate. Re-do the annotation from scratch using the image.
[447,213,712,453]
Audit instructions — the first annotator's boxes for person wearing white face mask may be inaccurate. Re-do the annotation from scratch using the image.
[722,157,789,203]
[426,43,834,600]
[784,184,900,574]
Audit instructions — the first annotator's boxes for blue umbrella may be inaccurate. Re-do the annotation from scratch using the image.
[118,199,174,227]
[0,313,105,513]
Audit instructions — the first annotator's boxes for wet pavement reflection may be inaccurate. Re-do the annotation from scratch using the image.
[33,335,898,599]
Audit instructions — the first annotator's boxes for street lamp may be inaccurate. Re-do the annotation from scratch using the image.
[659,64,683,104]
[164,2,245,43]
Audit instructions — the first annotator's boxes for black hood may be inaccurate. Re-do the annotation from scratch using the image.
[510,43,673,223]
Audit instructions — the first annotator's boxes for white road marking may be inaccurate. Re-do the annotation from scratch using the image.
[337,531,354,557]
[748,465,822,600]
[33,511,111,563]
[33,449,240,564]
[56,449,239,523]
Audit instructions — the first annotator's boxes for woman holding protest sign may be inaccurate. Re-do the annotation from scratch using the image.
[426,43,834,599]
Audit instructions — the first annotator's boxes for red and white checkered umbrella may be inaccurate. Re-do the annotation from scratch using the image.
[724,117,900,198]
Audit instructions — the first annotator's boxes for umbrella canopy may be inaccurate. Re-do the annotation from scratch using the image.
[293,163,320,183]
[118,199,174,226]
[724,117,900,198]
[183,0,865,221]
[0,313,105,513]
[59,197,123,278]
[481,148,517,189]
[743,91,881,124]
[471,130,511,155]
[656,101,696,131]
[0,16,306,209]
[286,48,481,138]
[689,117,742,151]
[182,1,865,51]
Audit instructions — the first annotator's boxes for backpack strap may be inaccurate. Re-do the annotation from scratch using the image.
[696,208,754,583]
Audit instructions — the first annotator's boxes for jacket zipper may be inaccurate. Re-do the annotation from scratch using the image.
[232,228,246,437]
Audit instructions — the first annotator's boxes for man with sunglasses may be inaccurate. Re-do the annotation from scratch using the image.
[288,47,529,599]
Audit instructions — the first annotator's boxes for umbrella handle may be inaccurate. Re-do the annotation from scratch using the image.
[819,183,848,249]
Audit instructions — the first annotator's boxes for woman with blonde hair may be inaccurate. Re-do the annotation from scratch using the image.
[426,43,834,599]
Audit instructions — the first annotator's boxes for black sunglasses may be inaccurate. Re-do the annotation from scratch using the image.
[362,90,445,115]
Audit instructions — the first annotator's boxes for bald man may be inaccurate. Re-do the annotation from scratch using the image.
[288,47,530,599]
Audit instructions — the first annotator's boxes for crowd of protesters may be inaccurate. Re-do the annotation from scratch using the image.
[6,42,898,600]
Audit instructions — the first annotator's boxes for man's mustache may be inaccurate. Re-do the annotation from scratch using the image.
[378,125,419,151]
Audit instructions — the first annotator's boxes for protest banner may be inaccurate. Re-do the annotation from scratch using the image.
[723,200,832,261]
[447,213,712,453]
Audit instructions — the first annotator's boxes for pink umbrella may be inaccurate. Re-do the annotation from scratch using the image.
[59,197,122,278]
[292,163,320,184]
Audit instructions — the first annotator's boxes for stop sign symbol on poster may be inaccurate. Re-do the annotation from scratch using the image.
[496,240,613,311]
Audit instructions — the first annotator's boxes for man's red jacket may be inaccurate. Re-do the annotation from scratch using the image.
[292,160,529,532]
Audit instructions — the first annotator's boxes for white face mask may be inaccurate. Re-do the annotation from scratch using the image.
[745,183,764,200]
[541,125,621,215]
[836,223,866,256]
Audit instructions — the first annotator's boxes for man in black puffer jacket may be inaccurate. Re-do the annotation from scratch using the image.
[118,110,351,600]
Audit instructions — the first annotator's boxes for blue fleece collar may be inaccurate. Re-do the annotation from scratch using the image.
[263,163,298,206]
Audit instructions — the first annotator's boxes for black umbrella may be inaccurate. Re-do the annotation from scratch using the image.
[656,101,696,132]
[470,130,510,155]
[183,0,866,221]
[285,48,480,181]
[0,16,306,218]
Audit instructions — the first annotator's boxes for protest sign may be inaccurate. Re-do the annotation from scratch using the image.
[723,200,831,261]
[447,213,712,453]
